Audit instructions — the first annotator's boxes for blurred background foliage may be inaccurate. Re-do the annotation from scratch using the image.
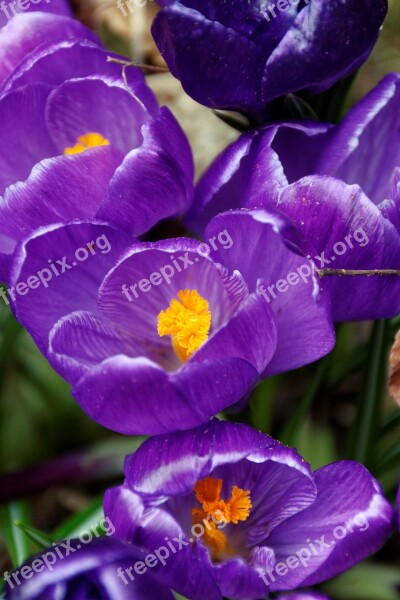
[0,0,400,598]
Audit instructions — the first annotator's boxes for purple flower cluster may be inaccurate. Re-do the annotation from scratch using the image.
[0,2,398,600]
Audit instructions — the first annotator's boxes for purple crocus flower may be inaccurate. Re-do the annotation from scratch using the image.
[0,0,71,29]
[188,76,400,322]
[3,537,174,599]
[8,206,335,434]
[104,419,395,600]
[0,13,193,283]
[151,0,388,115]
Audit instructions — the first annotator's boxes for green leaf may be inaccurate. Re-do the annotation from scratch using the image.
[348,320,391,466]
[249,377,278,433]
[291,419,337,470]
[283,93,320,121]
[53,497,104,540]
[377,441,400,473]
[0,503,31,567]
[323,562,400,600]
[280,356,331,446]
[380,409,400,436]
[14,522,54,550]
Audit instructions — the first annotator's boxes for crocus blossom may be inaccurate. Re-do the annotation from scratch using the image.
[3,538,174,600]
[104,419,395,600]
[189,73,400,228]
[8,204,338,434]
[151,0,388,116]
[188,76,400,322]
[0,13,193,283]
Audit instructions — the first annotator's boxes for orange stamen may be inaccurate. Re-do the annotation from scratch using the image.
[191,476,252,559]
[157,289,211,362]
[64,132,110,155]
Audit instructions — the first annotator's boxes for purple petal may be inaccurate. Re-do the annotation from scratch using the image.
[212,556,270,599]
[188,128,286,234]
[317,73,400,205]
[104,485,222,600]
[192,292,277,374]
[205,210,335,374]
[72,355,258,435]
[152,3,267,112]
[9,221,130,351]
[188,122,331,235]
[3,537,174,600]
[0,83,57,193]
[123,420,313,500]
[97,239,239,362]
[0,0,71,29]
[49,310,129,384]
[267,461,395,590]
[98,107,194,237]
[268,122,333,184]
[262,0,387,101]
[379,167,400,233]
[45,77,149,155]
[277,176,400,321]
[211,452,316,545]
[0,13,98,88]
[0,147,124,243]
[0,232,14,281]
[2,39,158,112]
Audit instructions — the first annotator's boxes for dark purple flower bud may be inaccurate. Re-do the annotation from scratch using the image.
[151,0,388,115]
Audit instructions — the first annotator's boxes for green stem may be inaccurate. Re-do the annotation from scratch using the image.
[0,312,22,380]
[348,320,391,466]
[380,410,400,437]
[249,377,277,433]
[375,441,400,474]
[0,502,31,567]
[281,356,331,446]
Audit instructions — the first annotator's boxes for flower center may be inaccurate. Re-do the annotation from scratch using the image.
[192,476,252,559]
[64,132,111,155]
[157,289,211,362]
